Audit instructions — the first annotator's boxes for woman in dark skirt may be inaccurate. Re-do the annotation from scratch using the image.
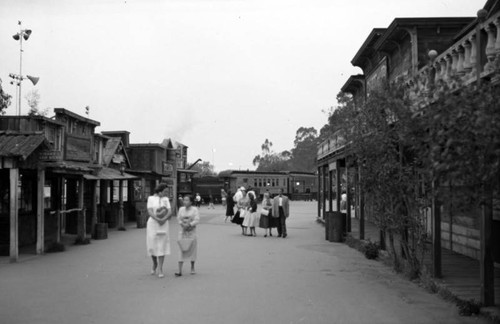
[259,192,277,237]
[225,190,235,222]
[231,187,248,235]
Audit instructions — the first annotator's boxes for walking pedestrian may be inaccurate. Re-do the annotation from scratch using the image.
[225,190,234,222]
[146,183,173,278]
[272,188,289,238]
[195,193,202,208]
[208,194,215,209]
[242,192,259,236]
[231,187,248,235]
[221,189,227,207]
[259,192,276,237]
[175,195,200,277]
[340,191,347,212]
[177,194,183,211]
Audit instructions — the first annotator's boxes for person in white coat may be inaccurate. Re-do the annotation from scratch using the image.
[146,183,173,278]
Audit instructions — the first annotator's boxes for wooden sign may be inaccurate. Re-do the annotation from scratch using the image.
[162,162,174,176]
[39,150,63,162]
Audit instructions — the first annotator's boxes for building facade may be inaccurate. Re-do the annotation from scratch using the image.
[318,0,500,305]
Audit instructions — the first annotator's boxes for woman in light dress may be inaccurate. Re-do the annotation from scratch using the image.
[231,187,249,235]
[175,195,200,277]
[146,183,172,278]
[243,191,259,236]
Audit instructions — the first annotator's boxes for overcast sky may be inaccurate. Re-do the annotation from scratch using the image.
[0,0,483,171]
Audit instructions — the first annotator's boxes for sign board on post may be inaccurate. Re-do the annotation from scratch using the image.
[39,150,63,162]
[162,162,174,176]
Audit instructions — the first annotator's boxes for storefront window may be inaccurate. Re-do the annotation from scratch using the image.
[18,177,34,212]
[44,180,52,210]
[0,177,8,214]
[113,180,119,202]
[133,180,143,201]
[123,181,128,202]
[96,181,101,204]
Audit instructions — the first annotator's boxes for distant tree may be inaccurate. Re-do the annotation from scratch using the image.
[289,127,319,172]
[25,90,49,116]
[190,161,217,177]
[252,139,290,172]
[0,79,12,115]
[319,92,353,141]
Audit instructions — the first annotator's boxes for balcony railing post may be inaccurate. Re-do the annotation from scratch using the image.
[457,46,465,75]
[494,17,500,69]
[484,23,497,72]
[477,9,488,85]
[463,40,473,75]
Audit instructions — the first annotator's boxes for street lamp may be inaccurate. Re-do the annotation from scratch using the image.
[212,148,216,171]
[9,21,39,116]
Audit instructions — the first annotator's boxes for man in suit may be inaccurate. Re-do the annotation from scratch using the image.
[273,188,290,238]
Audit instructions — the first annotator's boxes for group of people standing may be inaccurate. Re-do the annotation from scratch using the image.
[146,183,200,278]
[226,187,289,238]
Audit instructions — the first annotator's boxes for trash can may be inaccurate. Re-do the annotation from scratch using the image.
[325,212,331,241]
[94,223,108,240]
[331,212,347,242]
[136,209,147,228]
[325,211,336,242]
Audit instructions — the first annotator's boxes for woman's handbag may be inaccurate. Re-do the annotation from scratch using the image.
[261,209,269,217]
[178,238,194,252]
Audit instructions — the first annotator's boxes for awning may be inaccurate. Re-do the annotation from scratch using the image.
[0,132,48,160]
[177,169,198,174]
[83,167,138,180]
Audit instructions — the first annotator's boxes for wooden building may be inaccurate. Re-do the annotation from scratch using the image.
[0,109,136,261]
[125,138,193,214]
[319,0,500,305]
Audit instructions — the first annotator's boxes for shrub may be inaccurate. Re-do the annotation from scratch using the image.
[46,242,65,253]
[74,237,91,245]
[457,299,481,316]
[361,240,379,260]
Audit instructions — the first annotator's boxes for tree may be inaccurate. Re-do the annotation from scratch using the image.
[332,72,500,278]
[319,92,354,142]
[341,83,428,275]
[289,127,320,172]
[0,78,12,115]
[25,89,48,116]
[190,161,216,177]
[252,139,291,172]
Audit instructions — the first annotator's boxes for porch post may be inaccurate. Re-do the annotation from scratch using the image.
[480,186,494,306]
[9,168,19,263]
[346,164,351,232]
[323,166,328,216]
[328,167,333,212]
[57,177,64,243]
[77,177,85,239]
[91,180,98,236]
[317,166,321,218]
[432,179,442,278]
[358,166,365,240]
[36,169,45,254]
[336,160,341,212]
[118,180,125,230]
[99,180,107,224]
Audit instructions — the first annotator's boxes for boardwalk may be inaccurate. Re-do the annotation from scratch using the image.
[0,202,489,324]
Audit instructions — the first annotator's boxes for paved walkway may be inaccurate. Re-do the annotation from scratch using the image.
[0,202,489,324]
